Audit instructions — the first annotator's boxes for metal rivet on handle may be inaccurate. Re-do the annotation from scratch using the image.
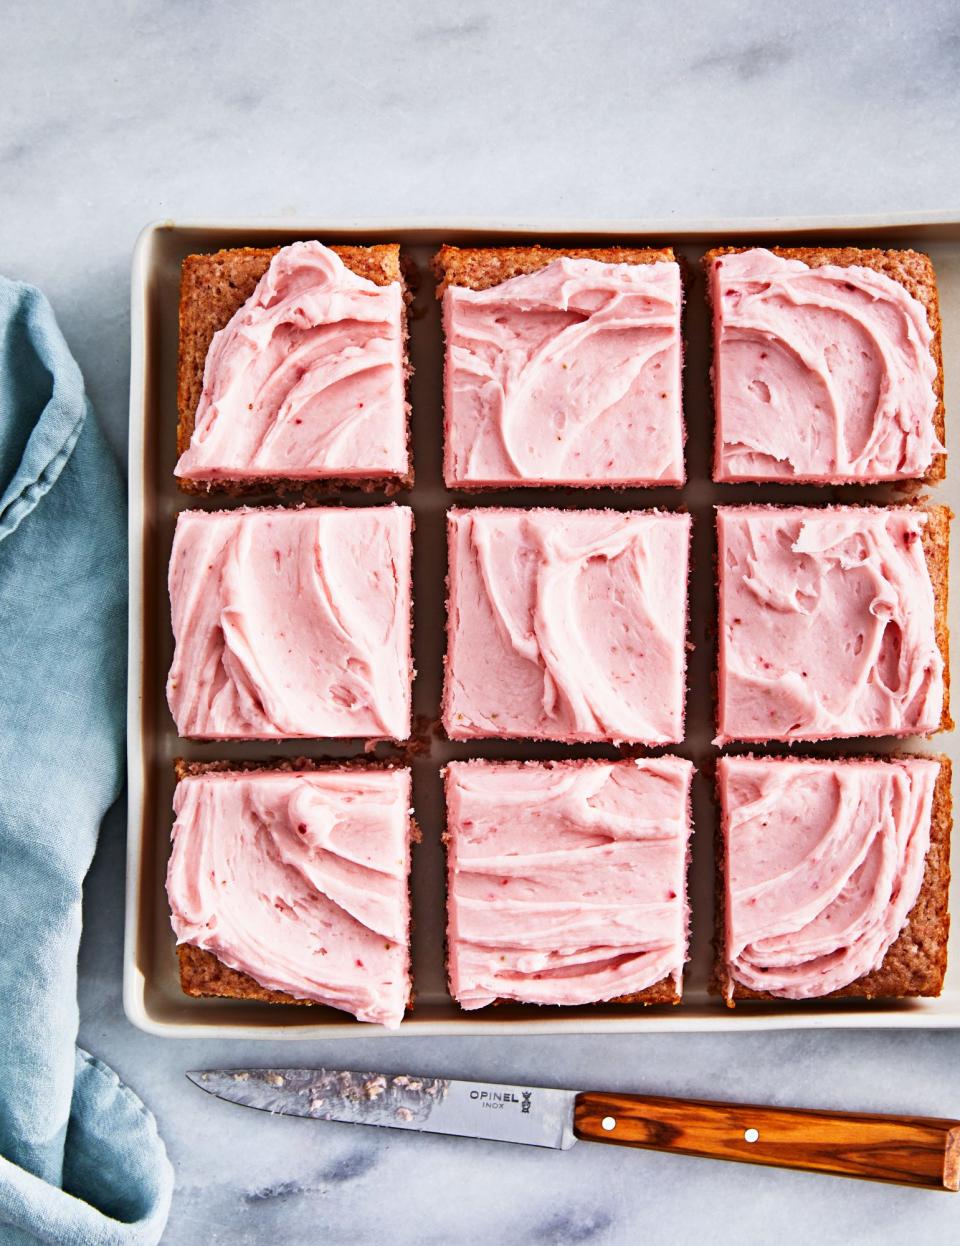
[744,1128,759,1143]
[601,1116,616,1131]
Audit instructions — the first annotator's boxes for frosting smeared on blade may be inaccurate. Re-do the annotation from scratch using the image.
[721,756,939,1000]
[443,258,684,486]
[446,759,693,1008]
[712,248,942,482]
[167,768,412,1027]
[176,241,407,481]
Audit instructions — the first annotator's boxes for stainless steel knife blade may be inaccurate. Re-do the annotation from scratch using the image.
[186,1068,577,1150]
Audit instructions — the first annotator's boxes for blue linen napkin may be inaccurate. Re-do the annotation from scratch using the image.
[0,278,172,1244]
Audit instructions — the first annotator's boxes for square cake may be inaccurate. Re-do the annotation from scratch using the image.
[167,504,413,740]
[708,246,945,484]
[175,241,411,493]
[715,505,950,745]
[167,761,413,1028]
[444,507,691,743]
[445,757,694,1009]
[434,245,685,488]
[715,754,950,1003]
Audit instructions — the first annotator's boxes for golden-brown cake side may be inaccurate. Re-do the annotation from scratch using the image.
[922,503,953,731]
[433,243,675,295]
[177,943,311,1005]
[173,755,411,781]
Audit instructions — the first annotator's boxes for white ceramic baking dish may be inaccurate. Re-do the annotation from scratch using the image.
[125,214,960,1037]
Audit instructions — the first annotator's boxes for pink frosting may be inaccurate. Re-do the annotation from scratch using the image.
[175,241,408,482]
[167,767,412,1027]
[720,756,939,1000]
[711,248,942,482]
[446,758,693,1009]
[444,508,690,743]
[443,258,684,487]
[716,506,944,744]
[167,505,412,740]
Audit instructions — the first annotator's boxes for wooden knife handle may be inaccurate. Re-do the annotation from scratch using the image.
[574,1092,960,1190]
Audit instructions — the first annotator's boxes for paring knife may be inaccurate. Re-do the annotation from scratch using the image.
[187,1068,960,1190]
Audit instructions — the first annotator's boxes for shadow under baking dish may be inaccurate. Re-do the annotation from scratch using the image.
[126,216,960,1036]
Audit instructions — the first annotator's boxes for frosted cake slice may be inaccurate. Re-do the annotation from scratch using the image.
[167,505,413,741]
[435,244,685,489]
[715,505,949,745]
[715,755,950,1003]
[168,762,413,1028]
[446,757,694,1009]
[444,507,691,744]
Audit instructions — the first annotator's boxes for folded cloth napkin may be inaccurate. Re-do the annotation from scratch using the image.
[0,279,172,1244]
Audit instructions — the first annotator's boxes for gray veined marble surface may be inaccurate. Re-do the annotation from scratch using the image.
[3,1,960,1242]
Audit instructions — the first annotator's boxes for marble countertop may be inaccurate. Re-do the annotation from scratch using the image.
[3,1,960,1241]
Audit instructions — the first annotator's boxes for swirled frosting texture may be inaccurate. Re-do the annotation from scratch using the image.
[711,248,942,482]
[443,258,684,487]
[175,241,408,481]
[444,508,690,743]
[446,758,693,1009]
[720,756,939,1000]
[167,506,412,740]
[716,506,944,744]
[167,768,412,1027]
